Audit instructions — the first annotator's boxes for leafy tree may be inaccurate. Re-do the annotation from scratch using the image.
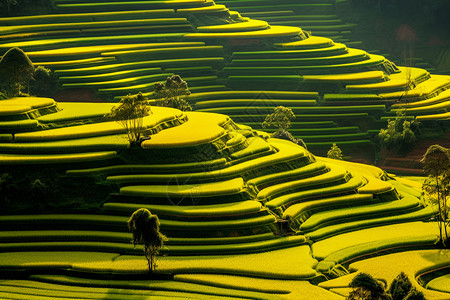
[328,143,343,160]
[263,106,308,149]
[262,106,295,132]
[30,65,59,97]
[0,47,34,97]
[347,273,391,300]
[378,110,417,154]
[421,144,450,247]
[128,208,167,272]
[389,272,413,300]
[153,75,191,111]
[107,92,151,146]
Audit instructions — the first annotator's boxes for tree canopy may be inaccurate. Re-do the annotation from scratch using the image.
[153,75,191,111]
[262,106,295,131]
[108,92,151,146]
[0,47,34,97]
[127,208,167,272]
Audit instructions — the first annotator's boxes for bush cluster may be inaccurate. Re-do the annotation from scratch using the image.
[347,272,426,300]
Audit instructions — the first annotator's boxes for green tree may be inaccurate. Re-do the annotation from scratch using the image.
[347,273,391,300]
[328,143,343,160]
[128,208,167,272]
[0,47,34,97]
[107,92,151,146]
[262,106,295,132]
[389,272,413,300]
[153,75,191,111]
[421,144,450,247]
[378,110,417,154]
[30,65,59,97]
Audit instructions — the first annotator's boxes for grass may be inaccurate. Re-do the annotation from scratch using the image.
[305,205,436,241]
[37,102,115,124]
[185,25,302,39]
[427,274,450,293]
[0,151,117,165]
[256,163,347,202]
[197,19,269,32]
[312,221,439,260]
[71,245,318,279]
[119,178,246,198]
[283,194,375,225]
[103,200,263,218]
[66,158,228,176]
[320,249,450,299]
[230,48,368,66]
[300,194,420,233]
[141,111,228,148]
[175,274,344,299]
[316,235,439,274]
[0,134,130,153]
[0,18,189,35]
[266,175,364,212]
[231,43,347,59]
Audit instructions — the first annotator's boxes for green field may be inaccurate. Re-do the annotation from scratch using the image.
[0,0,449,298]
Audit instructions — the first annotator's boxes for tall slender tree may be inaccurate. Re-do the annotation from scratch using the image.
[128,208,167,272]
[421,144,450,247]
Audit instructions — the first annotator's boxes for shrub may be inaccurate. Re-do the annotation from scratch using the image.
[153,75,191,111]
[30,66,59,97]
[127,208,167,272]
[347,273,391,300]
[389,272,413,300]
[107,92,151,146]
[262,106,295,132]
[378,111,417,154]
[0,47,34,97]
[327,143,343,160]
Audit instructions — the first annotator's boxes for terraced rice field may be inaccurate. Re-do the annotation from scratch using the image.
[0,0,448,161]
[0,97,447,298]
[0,0,449,298]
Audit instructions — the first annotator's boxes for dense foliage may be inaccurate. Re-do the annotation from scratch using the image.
[378,111,417,154]
[154,75,191,111]
[389,272,413,300]
[0,0,54,17]
[348,272,391,300]
[127,208,167,272]
[30,66,59,97]
[0,47,34,97]
[107,92,151,146]
[421,144,450,247]
[327,143,343,160]
[348,272,426,300]
[262,106,295,132]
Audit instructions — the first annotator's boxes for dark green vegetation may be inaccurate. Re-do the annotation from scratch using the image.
[154,74,192,111]
[0,47,34,97]
[421,145,450,247]
[347,272,426,300]
[128,208,167,272]
[107,92,151,145]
